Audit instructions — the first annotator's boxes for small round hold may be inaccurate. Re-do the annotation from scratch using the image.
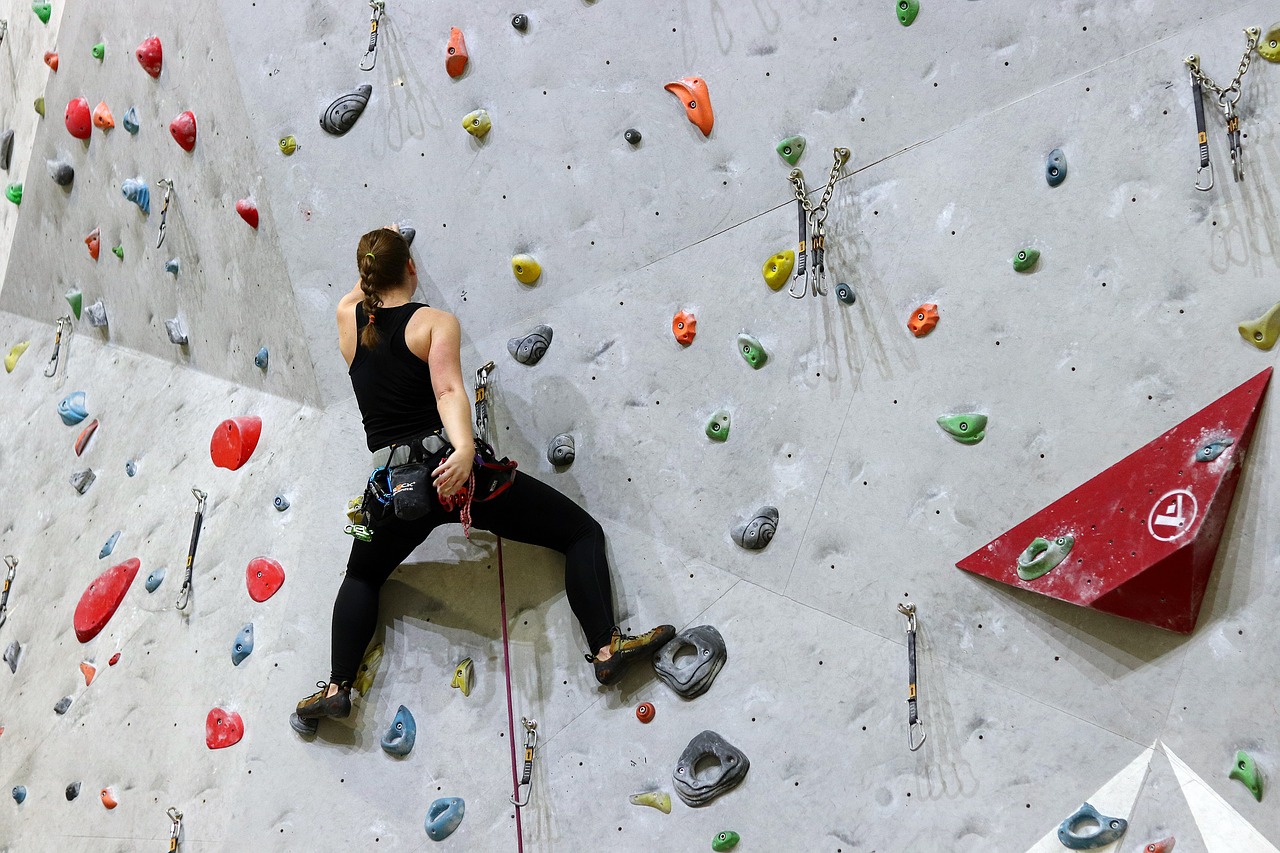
[636,702,655,723]
[624,128,641,145]
[835,283,856,305]
[125,459,137,477]
[274,495,290,512]
[511,13,529,31]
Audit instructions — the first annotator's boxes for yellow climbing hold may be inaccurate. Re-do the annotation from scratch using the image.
[1238,302,1280,350]
[1257,22,1280,63]
[462,109,492,139]
[353,643,383,696]
[4,341,30,373]
[628,791,672,814]
[511,254,541,284]
[761,250,795,290]
[451,658,473,696]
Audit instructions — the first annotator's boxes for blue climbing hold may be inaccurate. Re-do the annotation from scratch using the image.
[1058,802,1128,849]
[144,567,165,593]
[58,391,89,426]
[1195,438,1234,463]
[125,459,137,477]
[231,623,254,666]
[425,797,465,841]
[165,258,180,275]
[381,704,417,757]
[121,178,150,214]
[12,785,26,804]
[99,530,120,559]
[1045,148,1067,187]
[274,495,289,512]
[122,107,139,135]
[255,347,269,369]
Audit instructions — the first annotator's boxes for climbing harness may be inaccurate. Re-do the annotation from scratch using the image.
[167,806,183,851]
[512,716,539,806]
[1185,27,1260,187]
[898,602,927,751]
[786,147,850,299]
[175,488,207,611]
[156,179,174,248]
[0,555,16,631]
[44,315,71,378]
[474,360,495,445]
[359,1,385,71]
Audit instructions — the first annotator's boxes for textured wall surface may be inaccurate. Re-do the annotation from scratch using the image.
[2,0,1280,850]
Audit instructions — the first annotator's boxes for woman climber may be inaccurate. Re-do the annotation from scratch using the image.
[293,226,674,731]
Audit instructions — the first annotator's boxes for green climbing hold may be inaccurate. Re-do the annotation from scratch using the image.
[65,289,82,319]
[737,333,767,369]
[33,3,51,24]
[1016,535,1074,581]
[111,245,123,260]
[1012,248,1040,272]
[937,413,987,444]
[1230,750,1263,801]
[705,409,730,441]
[896,0,919,26]
[34,97,46,117]
[712,831,741,851]
[776,135,805,166]
[4,184,21,206]
[91,42,104,60]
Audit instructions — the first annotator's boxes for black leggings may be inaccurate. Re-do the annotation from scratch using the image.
[329,472,617,683]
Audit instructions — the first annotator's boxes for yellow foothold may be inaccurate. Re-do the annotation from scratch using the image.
[1257,23,1280,63]
[462,109,492,139]
[762,250,795,290]
[628,790,672,814]
[1238,302,1280,350]
[278,135,298,155]
[450,658,474,696]
[511,254,541,284]
[353,643,384,696]
[5,341,31,373]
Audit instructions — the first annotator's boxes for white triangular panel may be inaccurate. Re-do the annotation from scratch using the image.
[1024,743,1155,853]
[1161,742,1278,853]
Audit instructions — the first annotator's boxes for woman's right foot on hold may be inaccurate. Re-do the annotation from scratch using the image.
[587,624,676,686]
[295,681,352,720]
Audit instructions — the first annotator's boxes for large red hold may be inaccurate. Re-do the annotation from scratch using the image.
[65,97,92,140]
[74,558,141,643]
[210,416,261,470]
[957,368,1272,633]
[205,707,244,749]
[169,110,196,151]
[246,557,285,602]
[136,36,162,78]
[235,198,259,229]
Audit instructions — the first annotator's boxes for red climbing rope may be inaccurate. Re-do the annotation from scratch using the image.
[496,535,524,853]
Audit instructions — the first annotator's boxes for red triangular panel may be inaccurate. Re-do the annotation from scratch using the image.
[957,369,1271,633]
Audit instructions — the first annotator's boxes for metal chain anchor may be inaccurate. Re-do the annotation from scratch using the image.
[359,1,385,71]
[898,602,926,751]
[0,555,16,631]
[44,315,72,378]
[786,147,850,299]
[474,360,495,446]
[511,716,538,807]
[175,488,207,611]
[156,179,174,248]
[167,806,184,851]
[1185,27,1260,186]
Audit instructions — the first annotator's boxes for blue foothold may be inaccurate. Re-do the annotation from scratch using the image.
[122,106,140,135]
[231,623,254,666]
[144,567,165,593]
[58,391,89,426]
[381,704,417,756]
[165,258,180,275]
[255,346,269,369]
[1046,148,1068,187]
[274,495,289,511]
[99,530,120,559]
[121,178,150,215]
[425,797,465,841]
[125,459,136,477]
[1057,802,1127,849]
[1195,438,1234,463]
[12,785,26,804]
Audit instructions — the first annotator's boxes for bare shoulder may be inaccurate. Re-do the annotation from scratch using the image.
[404,306,458,360]
[336,286,362,317]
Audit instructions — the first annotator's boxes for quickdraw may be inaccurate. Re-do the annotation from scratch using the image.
[167,806,184,851]
[474,360,495,445]
[786,147,850,299]
[511,716,538,807]
[359,1,385,71]
[175,488,207,611]
[44,315,72,378]
[0,555,16,631]
[898,602,927,751]
[1185,27,1261,187]
[156,179,174,248]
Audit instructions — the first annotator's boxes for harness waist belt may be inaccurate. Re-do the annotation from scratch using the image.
[371,431,449,469]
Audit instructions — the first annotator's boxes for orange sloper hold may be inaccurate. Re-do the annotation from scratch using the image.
[44,51,59,71]
[664,77,714,136]
[85,228,101,260]
[80,661,96,685]
[92,101,115,130]
[445,28,468,77]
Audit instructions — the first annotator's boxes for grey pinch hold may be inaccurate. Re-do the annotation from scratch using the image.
[70,469,96,494]
[12,785,26,804]
[732,506,778,550]
[231,622,254,666]
[653,625,726,699]
[1196,437,1234,463]
[507,324,553,365]
[3,639,20,673]
[144,567,165,593]
[1057,802,1128,850]
[380,704,416,757]
[164,318,188,345]
[397,223,416,246]
[84,300,108,328]
[547,433,575,465]
[47,157,74,187]
[254,346,268,369]
[320,84,372,136]
[54,695,72,715]
[121,177,150,214]
[65,781,81,801]
[672,730,750,807]
[0,129,13,171]
[273,495,289,511]
[835,282,856,304]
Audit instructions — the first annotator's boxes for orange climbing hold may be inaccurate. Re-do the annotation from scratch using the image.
[236,198,259,229]
[169,110,196,151]
[74,558,141,643]
[74,418,99,456]
[136,36,162,78]
[44,50,59,71]
[664,77,714,136]
[85,228,100,260]
[445,27,469,78]
[92,101,115,131]
[246,556,285,602]
[210,416,262,470]
[907,304,939,337]
[65,97,92,139]
[672,311,697,346]
[80,661,96,685]
[636,702,655,723]
[100,788,117,809]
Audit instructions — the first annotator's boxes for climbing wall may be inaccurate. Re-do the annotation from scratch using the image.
[2,0,1280,850]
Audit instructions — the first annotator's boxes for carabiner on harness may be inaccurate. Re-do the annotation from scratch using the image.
[511,716,538,807]
[898,602,926,752]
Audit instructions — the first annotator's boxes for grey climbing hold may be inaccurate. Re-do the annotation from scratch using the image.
[122,107,139,135]
[59,391,89,425]
[320,84,372,136]
[70,469,96,494]
[254,347,269,369]
[165,258,180,275]
[125,459,137,477]
[0,129,13,171]
[164,318,188,346]
[144,567,165,593]
[511,14,529,30]
[1046,148,1067,187]
[54,695,72,715]
[65,782,81,801]
[47,157,74,186]
[231,623,254,666]
[381,704,417,756]
[653,625,727,699]
[625,128,641,144]
[1058,802,1127,849]
[121,178,150,214]
[398,225,415,246]
[12,785,26,804]
[273,495,289,512]
[672,731,749,807]
[547,433,575,465]
[425,796,465,840]
[84,301,108,328]
[732,506,778,550]
[4,640,21,673]
[99,530,120,559]
[1196,438,1234,463]
[835,282,856,304]
[507,324,552,366]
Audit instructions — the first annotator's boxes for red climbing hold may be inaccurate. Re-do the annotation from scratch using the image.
[80,661,96,685]
[446,27,469,78]
[108,652,120,666]
[209,416,262,470]
[74,558,141,643]
[235,198,259,229]
[74,418,99,456]
[957,368,1273,633]
[136,36,162,78]
[85,228,101,260]
[65,97,92,140]
[44,50,59,71]
[246,557,285,602]
[169,110,196,151]
[205,707,244,750]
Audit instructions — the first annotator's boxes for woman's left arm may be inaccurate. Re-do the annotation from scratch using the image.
[423,312,475,496]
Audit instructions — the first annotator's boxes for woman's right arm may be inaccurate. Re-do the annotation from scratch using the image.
[420,311,475,497]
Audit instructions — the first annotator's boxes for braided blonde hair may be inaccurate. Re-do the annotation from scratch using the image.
[355,228,412,348]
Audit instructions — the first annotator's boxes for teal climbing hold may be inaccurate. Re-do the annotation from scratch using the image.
[5,183,22,206]
[1016,535,1074,581]
[122,107,139,134]
[776,135,805,166]
[12,786,26,804]
[937,413,987,444]
[712,831,741,851]
[1230,750,1263,801]
[58,391,89,426]
[33,3,51,24]
[381,705,417,756]
[165,258,180,275]
[125,460,137,477]
[231,623,254,666]
[705,409,730,441]
[255,347,269,369]
[99,530,120,559]
[1012,248,1040,272]
[1046,148,1067,186]
[144,567,165,593]
[737,333,767,369]
[425,797,465,841]
[1196,438,1234,462]
[274,495,289,511]
[1058,802,1127,849]
[896,0,919,26]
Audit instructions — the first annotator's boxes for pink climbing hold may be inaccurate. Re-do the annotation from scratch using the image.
[205,707,244,750]
[235,198,259,229]
[246,557,285,602]
[73,558,141,643]
[169,110,196,151]
[65,97,92,140]
[209,416,262,471]
[136,36,162,78]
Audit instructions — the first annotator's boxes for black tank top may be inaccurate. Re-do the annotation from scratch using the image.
[350,302,444,451]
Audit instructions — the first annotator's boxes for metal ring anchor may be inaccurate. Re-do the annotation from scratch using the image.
[897,602,927,751]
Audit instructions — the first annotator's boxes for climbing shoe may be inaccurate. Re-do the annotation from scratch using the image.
[295,681,352,720]
[588,624,676,686]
